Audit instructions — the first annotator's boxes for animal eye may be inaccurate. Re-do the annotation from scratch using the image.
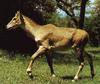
[13,18,16,20]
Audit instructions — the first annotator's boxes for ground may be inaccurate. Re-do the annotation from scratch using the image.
[0,47,100,84]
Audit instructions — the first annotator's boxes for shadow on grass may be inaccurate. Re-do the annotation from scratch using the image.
[61,75,90,80]
[27,74,38,81]
[61,75,74,80]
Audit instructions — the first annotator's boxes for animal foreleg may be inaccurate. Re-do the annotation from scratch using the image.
[41,39,53,50]
[45,51,55,77]
[27,46,47,78]
[72,48,84,82]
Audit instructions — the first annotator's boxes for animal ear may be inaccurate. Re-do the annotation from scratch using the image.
[15,11,22,19]
[16,10,21,15]
[14,11,20,17]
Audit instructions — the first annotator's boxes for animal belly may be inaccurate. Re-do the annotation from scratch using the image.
[53,46,68,50]
[51,39,72,50]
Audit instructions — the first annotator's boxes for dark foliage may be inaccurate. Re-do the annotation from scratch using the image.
[0,0,38,53]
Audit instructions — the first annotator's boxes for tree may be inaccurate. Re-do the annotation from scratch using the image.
[83,0,100,46]
[20,0,57,24]
[48,12,71,27]
[12,0,88,28]
[89,0,100,46]
[79,0,88,28]
[56,0,89,28]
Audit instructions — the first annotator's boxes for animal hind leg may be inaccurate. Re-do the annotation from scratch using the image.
[84,51,95,79]
[72,47,84,82]
[45,51,55,77]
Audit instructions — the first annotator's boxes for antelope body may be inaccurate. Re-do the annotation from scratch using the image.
[6,11,95,82]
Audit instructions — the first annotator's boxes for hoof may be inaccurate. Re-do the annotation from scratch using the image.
[91,73,95,79]
[27,70,33,79]
[72,79,75,82]
[52,74,56,77]
[72,79,77,82]
[72,76,78,82]
[29,74,33,79]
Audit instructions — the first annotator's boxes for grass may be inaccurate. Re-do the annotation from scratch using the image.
[0,47,100,84]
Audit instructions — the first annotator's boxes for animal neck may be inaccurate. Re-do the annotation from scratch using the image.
[21,15,40,36]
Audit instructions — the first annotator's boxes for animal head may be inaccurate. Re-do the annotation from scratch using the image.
[6,11,24,29]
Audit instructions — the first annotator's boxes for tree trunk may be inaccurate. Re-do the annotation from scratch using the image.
[79,0,88,29]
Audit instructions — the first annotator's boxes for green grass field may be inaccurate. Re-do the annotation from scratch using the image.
[0,47,100,84]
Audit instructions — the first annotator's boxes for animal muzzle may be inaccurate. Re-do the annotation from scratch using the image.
[6,24,11,29]
[6,24,16,30]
